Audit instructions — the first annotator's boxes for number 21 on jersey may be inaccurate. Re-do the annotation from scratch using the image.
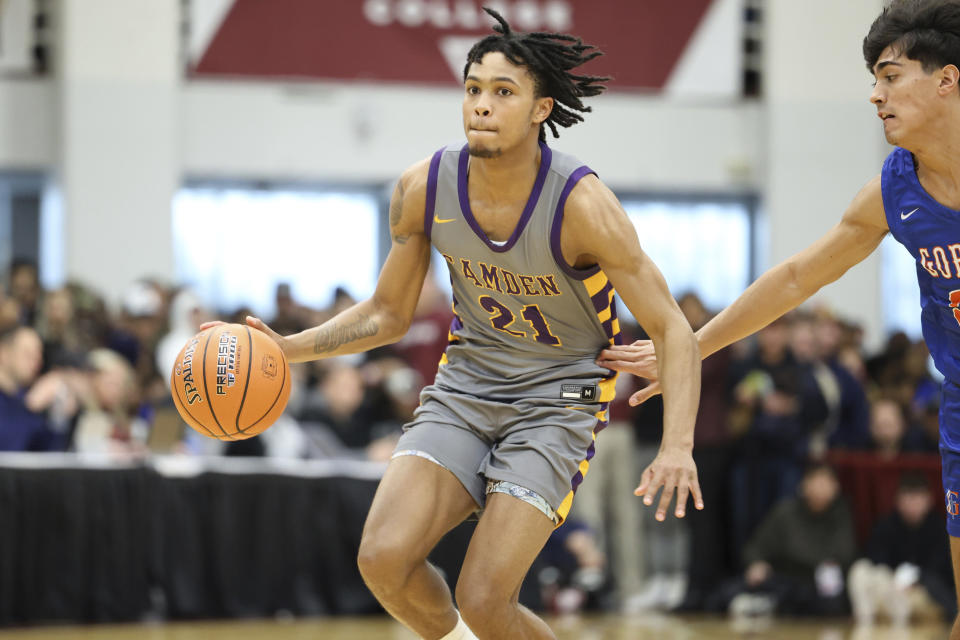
[478,295,561,346]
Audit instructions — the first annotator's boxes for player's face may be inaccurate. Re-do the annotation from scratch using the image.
[870,46,956,146]
[462,52,553,158]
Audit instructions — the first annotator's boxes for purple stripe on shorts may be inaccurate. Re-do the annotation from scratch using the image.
[569,407,611,493]
[423,147,445,241]
[571,471,585,491]
[550,165,601,280]
[585,440,596,462]
[456,141,552,253]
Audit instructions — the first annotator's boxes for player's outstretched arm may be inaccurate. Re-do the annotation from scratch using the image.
[209,159,434,364]
[597,175,890,405]
[563,175,703,520]
[697,176,888,358]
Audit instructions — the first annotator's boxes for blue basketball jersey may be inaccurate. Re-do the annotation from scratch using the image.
[882,147,960,449]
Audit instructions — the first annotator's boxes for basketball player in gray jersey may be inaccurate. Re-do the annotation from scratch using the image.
[215,9,702,639]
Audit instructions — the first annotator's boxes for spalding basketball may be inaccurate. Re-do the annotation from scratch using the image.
[170,323,291,441]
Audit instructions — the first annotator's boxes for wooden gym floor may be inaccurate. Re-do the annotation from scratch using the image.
[0,615,949,639]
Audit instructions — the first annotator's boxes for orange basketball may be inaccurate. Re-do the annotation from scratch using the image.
[169,323,291,441]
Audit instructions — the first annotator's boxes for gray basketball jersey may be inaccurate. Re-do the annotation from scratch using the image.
[423,140,622,404]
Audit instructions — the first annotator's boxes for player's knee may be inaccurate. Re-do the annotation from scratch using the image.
[456,573,512,625]
[356,533,413,593]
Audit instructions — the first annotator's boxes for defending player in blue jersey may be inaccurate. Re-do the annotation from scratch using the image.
[597,0,960,634]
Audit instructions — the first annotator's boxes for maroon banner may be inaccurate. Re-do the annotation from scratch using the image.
[193,0,712,90]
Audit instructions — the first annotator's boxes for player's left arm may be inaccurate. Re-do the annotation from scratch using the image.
[562,174,703,520]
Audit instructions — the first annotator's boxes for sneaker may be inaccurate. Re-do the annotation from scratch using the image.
[847,559,877,626]
[622,574,666,614]
[729,592,775,619]
[661,573,688,610]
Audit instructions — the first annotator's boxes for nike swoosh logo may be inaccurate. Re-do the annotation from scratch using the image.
[901,207,920,220]
[434,214,455,224]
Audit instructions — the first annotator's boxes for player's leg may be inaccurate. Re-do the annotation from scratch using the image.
[942,426,960,638]
[455,491,557,639]
[358,454,478,639]
[949,536,960,640]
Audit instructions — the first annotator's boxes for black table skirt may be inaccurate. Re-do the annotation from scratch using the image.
[0,454,550,627]
[0,457,387,626]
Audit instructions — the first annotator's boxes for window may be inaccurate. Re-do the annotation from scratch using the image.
[173,187,381,318]
[619,198,754,316]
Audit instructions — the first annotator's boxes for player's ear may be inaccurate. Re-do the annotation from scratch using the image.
[533,96,553,125]
[938,64,960,96]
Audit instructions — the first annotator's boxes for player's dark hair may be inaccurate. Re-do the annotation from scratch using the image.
[863,0,960,73]
[464,7,609,142]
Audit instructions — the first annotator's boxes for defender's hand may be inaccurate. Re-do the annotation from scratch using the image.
[595,340,663,405]
[635,448,703,521]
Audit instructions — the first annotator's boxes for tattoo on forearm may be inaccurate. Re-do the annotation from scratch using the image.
[313,313,379,354]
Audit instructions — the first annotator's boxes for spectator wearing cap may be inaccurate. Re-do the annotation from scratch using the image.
[108,280,167,404]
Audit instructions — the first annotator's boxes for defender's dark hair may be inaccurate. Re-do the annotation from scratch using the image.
[864,0,960,72]
[464,7,609,142]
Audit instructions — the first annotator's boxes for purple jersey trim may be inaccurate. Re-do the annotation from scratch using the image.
[550,165,601,280]
[591,282,613,313]
[423,147,445,241]
[456,140,552,253]
[608,299,623,345]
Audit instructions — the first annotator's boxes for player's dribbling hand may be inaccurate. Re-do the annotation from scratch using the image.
[595,339,663,406]
[635,448,703,521]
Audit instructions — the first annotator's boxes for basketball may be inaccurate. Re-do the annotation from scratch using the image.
[169,323,291,441]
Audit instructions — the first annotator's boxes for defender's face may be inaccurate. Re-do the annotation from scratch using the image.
[462,52,552,158]
[870,46,950,146]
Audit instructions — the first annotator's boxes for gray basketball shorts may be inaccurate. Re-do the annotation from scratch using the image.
[392,383,608,526]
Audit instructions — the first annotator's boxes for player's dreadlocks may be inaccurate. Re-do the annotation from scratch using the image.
[464,7,609,142]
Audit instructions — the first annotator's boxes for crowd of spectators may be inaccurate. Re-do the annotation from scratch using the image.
[0,260,451,462]
[0,258,952,626]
